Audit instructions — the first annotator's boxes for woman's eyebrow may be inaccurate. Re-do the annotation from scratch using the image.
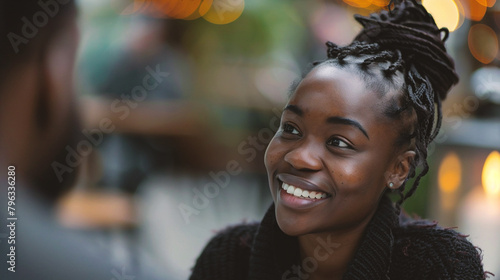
[283,104,303,116]
[326,116,370,139]
[284,104,369,139]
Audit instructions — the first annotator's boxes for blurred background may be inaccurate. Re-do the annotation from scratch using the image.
[54,0,500,278]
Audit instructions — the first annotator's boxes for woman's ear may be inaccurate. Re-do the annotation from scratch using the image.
[386,150,416,190]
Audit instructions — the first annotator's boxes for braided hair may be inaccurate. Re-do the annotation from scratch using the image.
[298,0,459,209]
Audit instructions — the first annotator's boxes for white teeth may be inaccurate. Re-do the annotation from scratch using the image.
[309,191,317,199]
[294,188,302,197]
[301,190,309,198]
[281,183,328,199]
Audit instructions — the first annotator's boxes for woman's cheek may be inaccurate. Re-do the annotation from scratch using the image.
[333,157,371,192]
[264,136,283,169]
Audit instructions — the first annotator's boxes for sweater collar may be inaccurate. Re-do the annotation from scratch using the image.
[248,196,399,280]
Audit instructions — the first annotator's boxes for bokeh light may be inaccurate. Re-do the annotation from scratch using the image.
[461,0,488,21]
[468,24,499,64]
[474,0,496,7]
[471,67,500,104]
[342,0,391,8]
[422,0,461,32]
[482,151,500,198]
[343,0,373,8]
[438,152,462,194]
[152,0,202,19]
[184,0,213,20]
[115,0,244,24]
[202,0,245,25]
[371,0,390,7]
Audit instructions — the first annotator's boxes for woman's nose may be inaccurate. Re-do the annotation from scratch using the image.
[284,141,322,171]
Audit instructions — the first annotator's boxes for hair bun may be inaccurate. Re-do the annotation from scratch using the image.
[353,0,459,100]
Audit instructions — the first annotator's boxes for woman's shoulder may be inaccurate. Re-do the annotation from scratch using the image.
[391,217,486,279]
[189,222,259,280]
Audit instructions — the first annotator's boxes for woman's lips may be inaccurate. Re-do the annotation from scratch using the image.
[277,181,331,210]
[282,182,329,199]
[277,173,331,195]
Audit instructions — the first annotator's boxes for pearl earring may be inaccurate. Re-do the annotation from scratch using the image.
[389,182,394,188]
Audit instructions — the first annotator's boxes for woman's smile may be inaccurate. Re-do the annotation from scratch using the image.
[276,173,333,210]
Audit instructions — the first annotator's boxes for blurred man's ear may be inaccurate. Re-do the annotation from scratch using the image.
[37,17,79,134]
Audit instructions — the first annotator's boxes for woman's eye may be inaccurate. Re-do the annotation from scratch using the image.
[283,123,300,135]
[327,137,350,148]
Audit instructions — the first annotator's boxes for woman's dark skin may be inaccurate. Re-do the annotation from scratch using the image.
[264,62,416,279]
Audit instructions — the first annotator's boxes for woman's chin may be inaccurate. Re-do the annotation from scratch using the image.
[275,212,309,236]
[277,223,304,237]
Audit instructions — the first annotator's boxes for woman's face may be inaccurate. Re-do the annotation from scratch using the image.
[265,64,402,236]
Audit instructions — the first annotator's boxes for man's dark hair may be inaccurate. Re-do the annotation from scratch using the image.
[0,0,76,85]
[0,0,79,201]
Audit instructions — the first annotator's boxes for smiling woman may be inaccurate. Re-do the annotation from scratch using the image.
[189,1,486,279]
[267,65,405,239]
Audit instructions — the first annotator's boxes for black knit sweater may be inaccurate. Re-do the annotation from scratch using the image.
[190,196,486,279]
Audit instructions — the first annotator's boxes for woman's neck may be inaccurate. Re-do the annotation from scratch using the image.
[296,212,375,280]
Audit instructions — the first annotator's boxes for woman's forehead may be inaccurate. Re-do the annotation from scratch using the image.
[303,61,405,96]
[294,65,373,103]
[288,64,397,123]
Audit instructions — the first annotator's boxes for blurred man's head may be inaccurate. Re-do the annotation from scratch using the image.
[0,0,80,201]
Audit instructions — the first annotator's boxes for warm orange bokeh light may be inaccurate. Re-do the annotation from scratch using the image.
[342,0,391,8]
[117,0,243,24]
[184,0,214,20]
[343,0,373,8]
[371,0,390,7]
[474,0,496,7]
[460,0,487,21]
[438,152,462,193]
[468,24,499,64]
[152,0,202,19]
[422,0,460,32]
[482,151,500,198]
[202,0,245,25]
